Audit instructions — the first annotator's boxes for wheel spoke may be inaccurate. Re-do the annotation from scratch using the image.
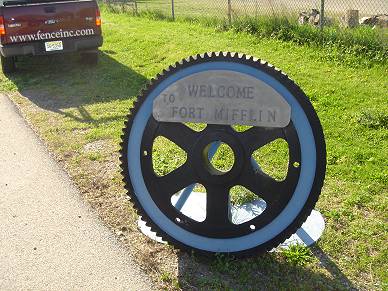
[205,184,232,226]
[238,166,285,206]
[156,122,199,152]
[239,126,286,153]
[153,162,196,197]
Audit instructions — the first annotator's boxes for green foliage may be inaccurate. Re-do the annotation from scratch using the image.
[86,152,103,161]
[1,10,387,290]
[230,185,258,206]
[112,3,388,67]
[252,138,289,181]
[230,16,387,66]
[357,111,388,129]
[282,244,313,266]
[208,142,235,173]
[152,136,187,177]
[160,271,180,289]
[138,9,173,22]
[212,253,237,273]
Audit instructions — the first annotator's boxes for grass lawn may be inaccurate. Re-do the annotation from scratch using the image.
[1,8,387,290]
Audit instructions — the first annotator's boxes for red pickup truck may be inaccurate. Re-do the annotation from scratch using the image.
[0,0,102,73]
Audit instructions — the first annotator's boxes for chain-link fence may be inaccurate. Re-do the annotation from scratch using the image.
[107,0,387,30]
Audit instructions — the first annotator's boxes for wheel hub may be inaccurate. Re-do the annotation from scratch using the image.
[192,127,245,184]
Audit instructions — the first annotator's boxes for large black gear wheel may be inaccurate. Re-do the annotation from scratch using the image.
[120,52,326,256]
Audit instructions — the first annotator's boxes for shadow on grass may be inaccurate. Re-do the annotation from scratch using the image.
[176,245,357,290]
[6,50,147,124]
[3,51,357,290]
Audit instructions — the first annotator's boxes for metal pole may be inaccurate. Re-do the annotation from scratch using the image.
[171,0,175,21]
[320,0,325,30]
[132,0,138,16]
[175,141,220,211]
[228,0,232,25]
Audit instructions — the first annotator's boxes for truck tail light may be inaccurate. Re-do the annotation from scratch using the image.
[0,16,6,36]
[96,9,101,26]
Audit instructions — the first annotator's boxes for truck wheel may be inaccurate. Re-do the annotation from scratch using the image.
[1,56,16,74]
[80,51,98,65]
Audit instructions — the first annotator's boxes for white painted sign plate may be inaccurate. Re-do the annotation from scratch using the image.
[153,70,291,127]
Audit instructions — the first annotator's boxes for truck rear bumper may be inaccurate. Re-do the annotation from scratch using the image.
[0,35,103,57]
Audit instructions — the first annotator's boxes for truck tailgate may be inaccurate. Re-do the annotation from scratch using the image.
[1,0,101,45]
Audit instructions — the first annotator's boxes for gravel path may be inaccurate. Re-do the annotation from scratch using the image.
[0,93,153,291]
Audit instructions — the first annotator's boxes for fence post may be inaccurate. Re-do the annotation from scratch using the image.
[134,0,138,15]
[171,0,175,21]
[228,0,232,25]
[319,0,325,30]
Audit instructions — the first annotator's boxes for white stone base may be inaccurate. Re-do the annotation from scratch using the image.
[137,192,325,250]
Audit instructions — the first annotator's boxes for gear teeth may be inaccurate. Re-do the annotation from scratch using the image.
[138,89,145,97]
[143,220,151,227]
[118,51,323,257]
[182,58,189,64]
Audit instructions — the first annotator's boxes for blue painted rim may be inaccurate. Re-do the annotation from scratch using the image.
[128,62,317,252]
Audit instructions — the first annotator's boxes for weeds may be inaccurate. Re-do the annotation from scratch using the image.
[115,6,388,67]
[282,244,313,266]
[160,271,179,289]
[357,111,388,129]
[232,16,387,64]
